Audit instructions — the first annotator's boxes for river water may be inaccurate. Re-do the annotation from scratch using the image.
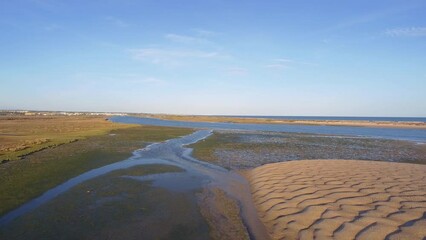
[110,116,426,142]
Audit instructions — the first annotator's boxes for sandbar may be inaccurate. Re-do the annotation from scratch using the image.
[245,160,426,239]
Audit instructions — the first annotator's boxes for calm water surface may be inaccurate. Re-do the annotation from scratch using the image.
[110,116,426,142]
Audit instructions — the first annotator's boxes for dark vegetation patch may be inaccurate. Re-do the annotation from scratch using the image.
[0,125,193,216]
[0,164,210,240]
[190,131,426,169]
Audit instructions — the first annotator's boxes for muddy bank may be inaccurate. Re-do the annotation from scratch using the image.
[0,164,212,240]
[190,130,426,169]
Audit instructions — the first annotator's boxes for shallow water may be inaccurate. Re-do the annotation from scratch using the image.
[125,172,207,192]
[1,164,211,240]
[0,130,268,239]
[110,116,426,142]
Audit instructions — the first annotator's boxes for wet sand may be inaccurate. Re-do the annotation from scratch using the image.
[245,160,426,240]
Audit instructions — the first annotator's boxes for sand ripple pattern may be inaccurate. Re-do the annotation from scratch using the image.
[247,160,426,240]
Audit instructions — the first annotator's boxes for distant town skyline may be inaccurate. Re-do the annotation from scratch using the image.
[1,0,426,117]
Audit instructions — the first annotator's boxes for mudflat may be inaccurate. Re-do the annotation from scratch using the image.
[245,160,426,240]
[190,131,426,168]
[0,128,250,240]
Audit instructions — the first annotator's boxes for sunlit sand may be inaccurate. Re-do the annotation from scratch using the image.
[246,160,426,240]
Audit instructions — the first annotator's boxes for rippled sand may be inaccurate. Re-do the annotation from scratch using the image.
[246,160,426,240]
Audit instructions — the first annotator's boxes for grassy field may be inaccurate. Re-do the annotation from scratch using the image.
[0,120,193,216]
[0,115,136,162]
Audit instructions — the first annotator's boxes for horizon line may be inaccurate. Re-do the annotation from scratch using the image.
[1,109,426,119]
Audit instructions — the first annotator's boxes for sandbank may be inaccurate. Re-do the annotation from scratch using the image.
[245,160,426,239]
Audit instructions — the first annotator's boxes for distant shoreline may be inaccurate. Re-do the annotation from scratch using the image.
[2,111,425,129]
[138,114,426,129]
[215,115,426,123]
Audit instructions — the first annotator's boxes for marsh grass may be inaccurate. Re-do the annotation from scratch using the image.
[0,164,210,240]
[188,133,239,166]
[0,125,193,215]
[0,115,136,162]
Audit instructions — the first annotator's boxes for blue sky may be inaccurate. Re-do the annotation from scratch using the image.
[1,0,425,116]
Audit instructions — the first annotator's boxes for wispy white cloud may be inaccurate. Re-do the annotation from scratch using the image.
[385,27,426,37]
[318,4,421,34]
[192,29,219,37]
[165,33,210,44]
[105,16,129,28]
[130,30,226,66]
[265,59,295,70]
[274,58,294,62]
[226,67,248,76]
[129,48,222,65]
[128,77,168,86]
[265,58,316,70]
[265,64,288,70]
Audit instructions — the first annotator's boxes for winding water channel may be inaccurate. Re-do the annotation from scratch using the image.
[0,130,269,239]
[3,116,425,239]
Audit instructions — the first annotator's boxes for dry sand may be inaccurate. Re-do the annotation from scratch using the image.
[245,160,426,240]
